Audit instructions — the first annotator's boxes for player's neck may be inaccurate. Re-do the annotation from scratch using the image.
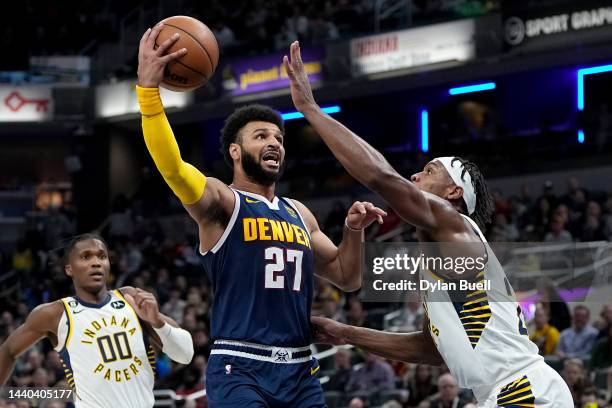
[230,179,276,202]
[74,287,109,305]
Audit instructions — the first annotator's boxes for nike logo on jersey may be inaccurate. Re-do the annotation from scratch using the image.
[73,309,85,314]
[245,198,260,204]
[310,365,320,375]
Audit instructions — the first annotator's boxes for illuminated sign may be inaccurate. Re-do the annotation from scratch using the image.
[222,48,324,96]
[0,86,53,122]
[350,19,476,76]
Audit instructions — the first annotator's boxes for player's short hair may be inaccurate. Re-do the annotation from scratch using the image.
[60,233,108,266]
[220,104,284,167]
[449,157,494,230]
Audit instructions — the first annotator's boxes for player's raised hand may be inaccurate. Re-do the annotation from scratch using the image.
[283,41,318,113]
[311,316,348,346]
[124,288,165,328]
[137,23,187,88]
[346,201,387,230]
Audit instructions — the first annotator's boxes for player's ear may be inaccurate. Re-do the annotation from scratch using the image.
[65,264,73,277]
[447,185,463,201]
[229,143,240,162]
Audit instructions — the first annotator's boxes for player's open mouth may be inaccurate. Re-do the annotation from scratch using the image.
[262,151,280,168]
[89,271,104,279]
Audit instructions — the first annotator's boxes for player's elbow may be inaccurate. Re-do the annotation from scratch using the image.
[339,274,362,292]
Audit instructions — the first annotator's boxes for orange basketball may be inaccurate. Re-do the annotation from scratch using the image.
[155,16,219,92]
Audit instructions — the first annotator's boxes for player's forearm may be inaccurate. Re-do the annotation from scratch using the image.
[0,345,17,385]
[336,223,364,292]
[343,325,443,365]
[302,106,396,188]
[136,86,206,205]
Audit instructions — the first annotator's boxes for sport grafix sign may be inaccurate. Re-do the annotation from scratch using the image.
[504,3,612,46]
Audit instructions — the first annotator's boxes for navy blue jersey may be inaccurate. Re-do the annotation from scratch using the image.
[198,189,315,347]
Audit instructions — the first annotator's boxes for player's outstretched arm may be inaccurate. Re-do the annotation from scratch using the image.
[293,200,386,292]
[311,315,443,365]
[137,24,234,251]
[120,287,194,365]
[0,302,63,385]
[284,42,461,236]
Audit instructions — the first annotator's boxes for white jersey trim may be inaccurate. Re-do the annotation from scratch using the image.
[199,189,241,255]
[54,308,69,352]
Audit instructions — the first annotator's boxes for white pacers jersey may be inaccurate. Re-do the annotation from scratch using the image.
[421,215,542,397]
[54,290,156,408]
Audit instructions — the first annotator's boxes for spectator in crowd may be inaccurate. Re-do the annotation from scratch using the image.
[346,297,368,328]
[536,277,571,331]
[391,293,424,332]
[161,289,187,324]
[429,373,471,408]
[594,304,612,339]
[561,358,593,406]
[348,397,366,408]
[529,303,560,356]
[544,214,573,243]
[345,351,395,396]
[590,325,612,370]
[557,305,599,360]
[405,364,438,407]
[327,348,353,392]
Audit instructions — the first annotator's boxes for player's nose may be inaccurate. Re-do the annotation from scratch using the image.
[411,173,420,182]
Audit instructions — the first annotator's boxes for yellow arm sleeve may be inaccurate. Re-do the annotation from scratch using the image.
[136,86,206,205]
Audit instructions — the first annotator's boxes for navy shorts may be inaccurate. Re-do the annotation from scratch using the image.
[206,353,327,408]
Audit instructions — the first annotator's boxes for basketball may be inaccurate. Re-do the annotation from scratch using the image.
[156,16,219,92]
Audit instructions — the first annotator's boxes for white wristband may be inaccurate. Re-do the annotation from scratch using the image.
[153,322,194,365]
[345,217,363,231]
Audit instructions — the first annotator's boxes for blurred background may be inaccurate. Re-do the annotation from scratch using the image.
[0,0,611,407]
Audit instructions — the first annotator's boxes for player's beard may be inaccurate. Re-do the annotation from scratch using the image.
[240,147,284,186]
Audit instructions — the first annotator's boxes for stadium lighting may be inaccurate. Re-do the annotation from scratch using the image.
[448,82,496,95]
[281,105,341,120]
[577,129,585,144]
[577,63,612,111]
[420,109,429,152]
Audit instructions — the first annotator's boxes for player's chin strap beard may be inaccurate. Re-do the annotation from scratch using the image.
[240,147,284,186]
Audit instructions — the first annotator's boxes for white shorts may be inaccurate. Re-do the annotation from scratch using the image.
[474,361,574,408]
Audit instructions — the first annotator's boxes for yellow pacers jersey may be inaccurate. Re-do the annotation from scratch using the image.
[54,290,156,408]
[421,215,542,396]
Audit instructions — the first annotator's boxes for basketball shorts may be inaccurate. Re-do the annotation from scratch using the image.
[205,340,327,408]
[474,361,574,407]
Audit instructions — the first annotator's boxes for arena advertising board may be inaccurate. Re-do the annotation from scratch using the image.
[222,47,325,96]
[350,19,476,76]
[29,56,91,84]
[95,81,194,118]
[0,86,53,122]
[503,0,612,47]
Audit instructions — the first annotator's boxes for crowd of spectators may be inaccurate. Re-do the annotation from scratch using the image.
[1,172,611,408]
[2,0,498,71]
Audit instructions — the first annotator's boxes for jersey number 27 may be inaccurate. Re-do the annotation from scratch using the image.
[264,247,303,291]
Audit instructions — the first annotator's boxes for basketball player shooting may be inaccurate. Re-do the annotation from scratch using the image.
[136,24,386,407]
[0,234,194,408]
[284,41,574,407]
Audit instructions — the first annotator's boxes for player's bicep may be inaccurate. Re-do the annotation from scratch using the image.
[370,171,438,230]
[312,229,340,274]
[3,304,59,358]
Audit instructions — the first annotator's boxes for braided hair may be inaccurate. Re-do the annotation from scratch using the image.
[451,157,494,230]
[59,233,108,267]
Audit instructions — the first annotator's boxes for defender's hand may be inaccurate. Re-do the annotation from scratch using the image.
[124,288,164,328]
[283,41,318,114]
[346,201,386,230]
[311,316,348,346]
[137,23,187,88]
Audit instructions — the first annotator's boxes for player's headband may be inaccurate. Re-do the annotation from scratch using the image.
[434,157,477,215]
